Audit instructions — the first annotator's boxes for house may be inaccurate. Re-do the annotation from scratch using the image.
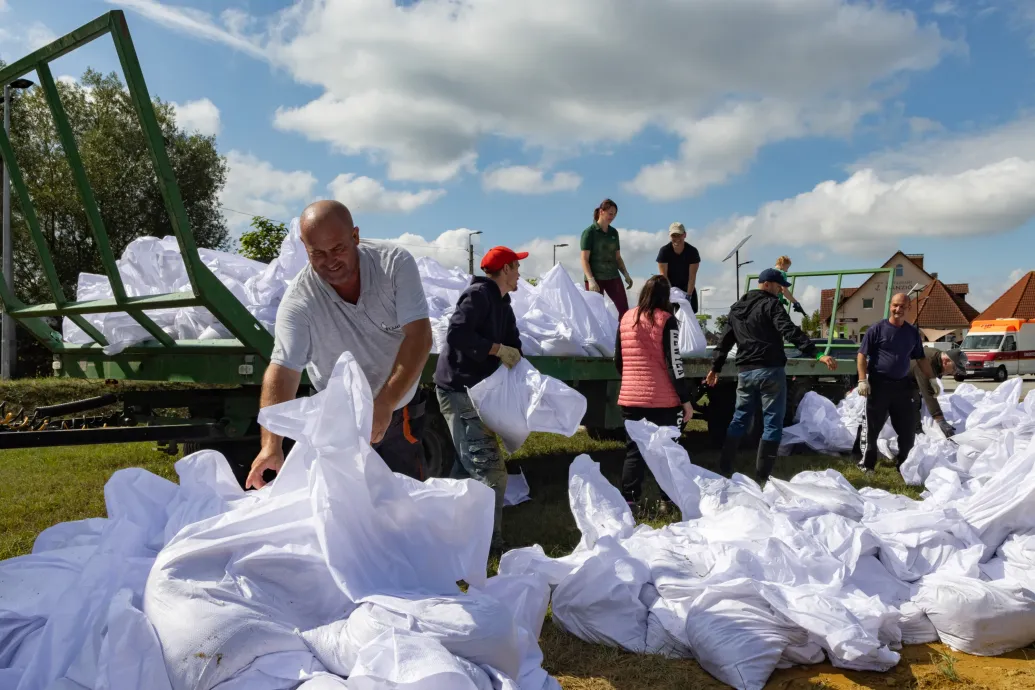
[819,252,976,342]
[976,271,1035,321]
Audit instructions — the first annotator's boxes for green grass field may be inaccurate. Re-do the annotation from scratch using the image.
[2,379,1032,689]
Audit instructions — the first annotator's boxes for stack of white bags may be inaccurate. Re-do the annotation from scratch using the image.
[0,352,566,690]
[60,219,709,359]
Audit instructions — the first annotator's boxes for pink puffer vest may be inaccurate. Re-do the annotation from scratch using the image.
[617,308,679,408]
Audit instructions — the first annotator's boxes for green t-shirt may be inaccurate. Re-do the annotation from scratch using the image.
[580,223,621,281]
[777,268,790,305]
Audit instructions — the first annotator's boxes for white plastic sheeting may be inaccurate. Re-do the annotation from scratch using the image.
[62,225,707,359]
[501,415,1035,690]
[0,352,559,690]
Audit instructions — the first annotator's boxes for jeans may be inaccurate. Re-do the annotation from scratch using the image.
[620,406,683,502]
[371,388,427,481]
[726,367,788,443]
[436,386,508,542]
[861,375,916,470]
[586,277,629,317]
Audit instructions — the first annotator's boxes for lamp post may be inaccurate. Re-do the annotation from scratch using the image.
[467,230,482,274]
[2,78,35,381]
[910,282,924,326]
[699,287,712,314]
[552,243,568,267]
[721,235,753,299]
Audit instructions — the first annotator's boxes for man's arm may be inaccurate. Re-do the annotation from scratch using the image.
[247,364,303,489]
[657,262,668,278]
[687,261,700,297]
[857,352,868,383]
[917,355,936,382]
[444,290,494,360]
[770,302,815,356]
[372,318,433,442]
[711,322,737,373]
[912,358,944,419]
[504,309,523,353]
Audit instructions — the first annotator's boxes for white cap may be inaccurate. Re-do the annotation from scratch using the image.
[669,222,686,236]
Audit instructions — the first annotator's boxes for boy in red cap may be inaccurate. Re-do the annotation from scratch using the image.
[433,246,527,553]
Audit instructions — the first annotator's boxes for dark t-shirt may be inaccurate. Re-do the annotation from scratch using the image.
[656,242,701,306]
[860,320,925,381]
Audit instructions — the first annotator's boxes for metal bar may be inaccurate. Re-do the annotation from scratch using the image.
[10,293,203,317]
[825,273,843,355]
[0,13,113,85]
[0,422,225,449]
[33,393,118,419]
[0,112,69,306]
[884,268,895,319]
[36,62,174,348]
[745,268,900,280]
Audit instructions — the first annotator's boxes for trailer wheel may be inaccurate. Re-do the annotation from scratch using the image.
[182,438,263,490]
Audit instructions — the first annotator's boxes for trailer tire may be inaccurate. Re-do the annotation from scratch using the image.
[182,438,264,490]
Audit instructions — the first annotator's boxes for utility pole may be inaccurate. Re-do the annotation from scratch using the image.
[721,235,753,300]
[1,78,33,380]
[467,230,482,274]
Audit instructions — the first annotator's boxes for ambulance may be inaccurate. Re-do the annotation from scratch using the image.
[958,319,1035,382]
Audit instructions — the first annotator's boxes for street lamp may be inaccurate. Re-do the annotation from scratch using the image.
[467,230,482,274]
[552,243,568,266]
[910,282,925,324]
[2,77,35,381]
[721,235,753,299]
[699,287,712,314]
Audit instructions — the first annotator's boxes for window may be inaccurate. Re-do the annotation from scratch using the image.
[1004,336,1017,352]
[895,264,904,277]
[862,298,874,309]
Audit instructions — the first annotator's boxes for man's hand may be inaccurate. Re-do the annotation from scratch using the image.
[819,355,837,371]
[623,273,634,290]
[681,401,694,425]
[586,277,600,293]
[371,398,393,444]
[496,344,521,369]
[937,418,956,438]
[793,302,806,315]
[705,371,719,387]
[246,445,285,490]
[857,380,871,397]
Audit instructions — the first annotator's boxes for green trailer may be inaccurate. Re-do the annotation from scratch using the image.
[0,11,889,482]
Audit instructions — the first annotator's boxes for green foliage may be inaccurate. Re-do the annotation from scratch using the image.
[800,309,823,337]
[239,216,288,263]
[525,277,539,287]
[714,313,729,332]
[3,67,230,307]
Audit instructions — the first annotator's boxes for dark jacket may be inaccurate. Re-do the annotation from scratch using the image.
[433,277,522,392]
[711,289,817,373]
[910,347,946,419]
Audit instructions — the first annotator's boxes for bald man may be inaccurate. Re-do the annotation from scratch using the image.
[855,292,936,472]
[247,200,434,489]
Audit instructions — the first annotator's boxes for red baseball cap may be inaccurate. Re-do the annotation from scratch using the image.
[480,246,528,273]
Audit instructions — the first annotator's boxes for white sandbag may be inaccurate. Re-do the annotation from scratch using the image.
[503,471,531,507]
[467,359,587,453]
[344,629,497,690]
[528,265,614,357]
[913,574,1035,655]
[669,288,707,356]
[779,392,857,455]
[566,455,636,551]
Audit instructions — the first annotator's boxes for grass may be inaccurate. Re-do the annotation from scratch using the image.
[1,389,1027,690]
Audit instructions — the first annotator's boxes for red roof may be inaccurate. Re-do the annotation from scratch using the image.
[906,280,980,329]
[945,283,969,296]
[820,288,858,320]
[976,272,1035,321]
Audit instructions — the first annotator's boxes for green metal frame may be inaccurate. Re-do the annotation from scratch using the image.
[0,11,273,375]
[745,267,895,355]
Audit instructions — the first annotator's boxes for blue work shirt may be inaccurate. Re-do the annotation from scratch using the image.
[860,319,925,381]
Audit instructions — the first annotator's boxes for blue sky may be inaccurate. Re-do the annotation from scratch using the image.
[3,0,1035,315]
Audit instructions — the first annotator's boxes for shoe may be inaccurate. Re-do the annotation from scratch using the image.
[719,435,739,477]
[755,439,780,483]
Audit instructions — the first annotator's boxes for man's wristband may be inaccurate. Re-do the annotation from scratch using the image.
[815,352,824,361]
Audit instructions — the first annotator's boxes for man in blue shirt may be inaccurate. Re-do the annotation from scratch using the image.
[856,292,936,472]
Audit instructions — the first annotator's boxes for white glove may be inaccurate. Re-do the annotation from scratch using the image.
[857,380,870,397]
[586,278,600,293]
[622,272,633,290]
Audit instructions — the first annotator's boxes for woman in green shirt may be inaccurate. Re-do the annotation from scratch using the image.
[580,198,634,316]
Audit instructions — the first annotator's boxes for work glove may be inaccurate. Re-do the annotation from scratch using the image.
[586,277,601,293]
[496,344,521,369]
[857,380,870,397]
[792,302,806,315]
[623,272,634,290]
[937,419,956,438]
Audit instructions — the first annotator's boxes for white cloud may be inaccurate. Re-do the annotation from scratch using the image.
[121,0,954,194]
[482,166,582,195]
[327,173,445,214]
[0,20,56,61]
[931,1,959,16]
[0,0,9,12]
[171,98,221,136]
[908,116,944,136]
[220,150,317,234]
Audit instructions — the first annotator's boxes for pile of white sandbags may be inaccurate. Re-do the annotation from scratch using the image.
[0,351,562,690]
[61,220,709,359]
[502,413,1035,689]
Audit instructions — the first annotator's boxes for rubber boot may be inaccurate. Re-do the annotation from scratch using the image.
[719,434,739,477]
[755,439,780,483]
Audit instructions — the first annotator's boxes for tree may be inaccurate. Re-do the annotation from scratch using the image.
[800,309,823,338]
[714,314,730,333]
[1,66,230,375]
[5,67,230,306]
[239,216,287,263]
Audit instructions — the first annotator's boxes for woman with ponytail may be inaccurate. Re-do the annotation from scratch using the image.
[580,198,633,316]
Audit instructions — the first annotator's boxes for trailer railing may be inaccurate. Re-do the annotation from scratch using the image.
[744,267,896,355]
[0,11,273,372]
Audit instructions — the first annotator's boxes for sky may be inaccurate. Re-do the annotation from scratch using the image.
[2,0,1035,318]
